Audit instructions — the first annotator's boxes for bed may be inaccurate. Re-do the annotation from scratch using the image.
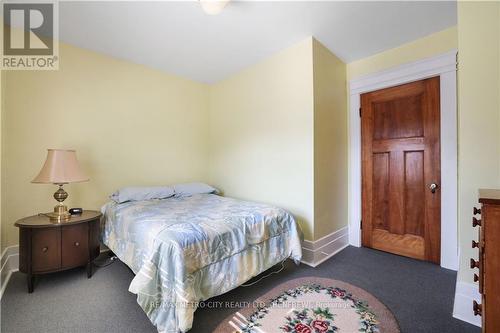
[101,192,303,333]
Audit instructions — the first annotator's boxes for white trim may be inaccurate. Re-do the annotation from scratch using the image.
[350,50,458,95]
[301,227,349,267]
[1,245,19,299]
[439,70,458,270]
[348,50,459,271]
[453,281,482,327]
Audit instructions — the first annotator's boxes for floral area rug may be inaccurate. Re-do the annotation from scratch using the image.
[214,277,400,333]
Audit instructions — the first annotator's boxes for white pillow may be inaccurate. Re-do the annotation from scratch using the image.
[110,186,175,203]
[173,182,219,197]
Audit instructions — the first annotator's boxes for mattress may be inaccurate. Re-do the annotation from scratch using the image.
[101,193,303,332]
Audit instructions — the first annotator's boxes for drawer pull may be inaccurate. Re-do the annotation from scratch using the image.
[473,273,479,282]
[42,246,48,253]
[472,240,479,248]
[470,258,479,269]
[74,242,80,247]
[473,300,482,316]
[472,217,481,227]
[473,207,481,215]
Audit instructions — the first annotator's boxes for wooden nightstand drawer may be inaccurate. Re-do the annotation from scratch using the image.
[62,224,89,268]
[32,228,61,272]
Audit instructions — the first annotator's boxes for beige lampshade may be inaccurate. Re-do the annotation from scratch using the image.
[32,149,89,184]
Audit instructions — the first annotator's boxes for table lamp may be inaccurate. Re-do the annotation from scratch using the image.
[32,149,89,222]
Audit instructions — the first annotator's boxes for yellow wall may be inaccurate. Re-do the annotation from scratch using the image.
[0,71,3,251]
[456,1,500,283]
[347,26,458,80]
[1,23,473,255]
[2,7,493,287]
[208,38,349,241]
[2,36,348,248]
[312,39,348,239]
[208,38,315,239]
[2,42,209,250]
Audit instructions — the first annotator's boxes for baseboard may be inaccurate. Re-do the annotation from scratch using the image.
[301,226,349,267]
[1,245,20,299]
[453,281,481,327]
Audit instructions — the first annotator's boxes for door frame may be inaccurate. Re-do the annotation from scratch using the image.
[348,50,458,270]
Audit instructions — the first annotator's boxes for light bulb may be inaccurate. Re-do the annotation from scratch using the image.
[199,0,230,15]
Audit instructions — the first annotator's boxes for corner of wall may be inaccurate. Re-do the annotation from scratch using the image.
[2,41,212,251]
[311,39,349,241]
[206,37,316,240]
[0,245,19,299]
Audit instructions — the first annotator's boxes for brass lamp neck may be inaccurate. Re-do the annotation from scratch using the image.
[53,184,69,204]
[48,184,71,222]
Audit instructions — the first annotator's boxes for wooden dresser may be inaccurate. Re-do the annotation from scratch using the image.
[15,210,102,293]
[471,189,500,332]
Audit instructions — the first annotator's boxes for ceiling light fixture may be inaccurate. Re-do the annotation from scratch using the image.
[199,0,230,15]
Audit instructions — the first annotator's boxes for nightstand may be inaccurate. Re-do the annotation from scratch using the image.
[15,210,102,293]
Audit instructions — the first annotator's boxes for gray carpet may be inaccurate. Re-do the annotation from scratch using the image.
[1,246,480,333]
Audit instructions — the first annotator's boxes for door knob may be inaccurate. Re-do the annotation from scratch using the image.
[429,183,439,193]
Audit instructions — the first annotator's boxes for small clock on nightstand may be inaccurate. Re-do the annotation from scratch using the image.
[15,210,102,293]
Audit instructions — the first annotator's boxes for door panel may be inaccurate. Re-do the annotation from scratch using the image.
[371,229,425,260]
[362,77,441,263]
[404,151,425,237]
[372,153,389,230]
[372,94,424,140]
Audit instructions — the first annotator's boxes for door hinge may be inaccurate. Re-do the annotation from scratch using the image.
[359,108,362,117]
[360,220,362,229]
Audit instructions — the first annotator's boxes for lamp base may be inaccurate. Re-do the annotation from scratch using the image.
[47,204,71,222]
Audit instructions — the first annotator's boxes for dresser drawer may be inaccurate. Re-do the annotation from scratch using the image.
[31,228,61,272]
[61,224,89,268]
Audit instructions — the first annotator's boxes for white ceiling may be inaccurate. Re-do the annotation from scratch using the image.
[56,1,457,83]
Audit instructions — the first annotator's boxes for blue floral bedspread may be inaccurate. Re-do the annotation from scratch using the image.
[101,194,303,332]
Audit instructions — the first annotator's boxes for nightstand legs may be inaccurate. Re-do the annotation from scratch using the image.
[86,262,93,278]
[27,274,34,293]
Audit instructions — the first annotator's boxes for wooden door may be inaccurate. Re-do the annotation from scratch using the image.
[361,77,441,263]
